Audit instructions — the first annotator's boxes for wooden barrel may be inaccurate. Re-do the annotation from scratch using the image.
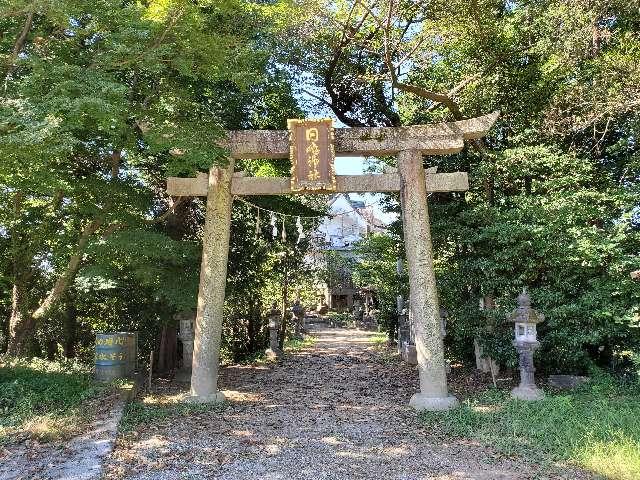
[95,333,136,382]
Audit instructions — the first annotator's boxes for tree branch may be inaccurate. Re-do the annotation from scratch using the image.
[395,81,464,119]
[111,149,121,179]
[4,2,35,83]
[102,6,185,70]
[323,6,372,127]
[100,196,187,238]
[301,88,335,109]
[141,196,186,225]
[30,188,183,320]
[32,218,103,320]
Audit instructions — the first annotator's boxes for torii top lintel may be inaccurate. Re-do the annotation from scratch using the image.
[223,112,499,159]
[166,112,499,197]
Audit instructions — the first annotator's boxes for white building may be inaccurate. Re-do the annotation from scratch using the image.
[313,194,387,311]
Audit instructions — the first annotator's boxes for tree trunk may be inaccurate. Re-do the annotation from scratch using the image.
[45,339,57,360]
[279,272,289,349]
[7,218,103,356]
[32,219,102,322]
[475,295,500,374]
[5,2,35,80]
[63,300,77,358]
[156,325,177,373]
[248,298,261,353]
[7,281,36,356]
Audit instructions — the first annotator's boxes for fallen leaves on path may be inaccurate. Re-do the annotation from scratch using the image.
[105,323,593,480]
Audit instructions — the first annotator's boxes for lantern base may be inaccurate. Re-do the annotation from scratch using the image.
[409,393,459,411]
[511,385,544,401]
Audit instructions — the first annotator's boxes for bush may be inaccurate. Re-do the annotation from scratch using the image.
[325,311,355,327]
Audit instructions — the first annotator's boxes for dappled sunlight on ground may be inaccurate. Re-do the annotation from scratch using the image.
[220,389,264,403]
[134,436,170,450]
[225,364,272,371]
[382,445,412,458]
[471,405,503,414]
[576,434,640,480]
[106,324,593,480]
[141,393,188,405]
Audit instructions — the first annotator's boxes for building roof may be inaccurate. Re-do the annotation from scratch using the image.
[327,194,387,229]
[314,194,388,251]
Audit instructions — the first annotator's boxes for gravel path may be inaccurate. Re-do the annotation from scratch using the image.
[107,323,591,480]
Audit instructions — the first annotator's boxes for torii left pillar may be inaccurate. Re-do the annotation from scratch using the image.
[188,160,235,402]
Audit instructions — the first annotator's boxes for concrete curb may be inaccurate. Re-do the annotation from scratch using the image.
[45,375,143,480]
[0,374,143,480]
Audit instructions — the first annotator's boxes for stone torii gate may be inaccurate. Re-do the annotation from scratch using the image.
[167,112,498,411]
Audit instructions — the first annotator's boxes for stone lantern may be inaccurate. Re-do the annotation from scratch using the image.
[175,311,196,382]
[439,307,448,339]
[265,303,283,359]
[397,306,410,356]
[291,299,305,339]
[509,290,545,400]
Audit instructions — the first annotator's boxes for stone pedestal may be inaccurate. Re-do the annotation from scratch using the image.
[188,162,234,404]
[511,341,544,401]
[292,300,305,339]
[397,313,410,356]
[403,343,418,365]
[266,306,283,359]
[548,375,589,390]
[398,150,457,411]
[176,311,195,382]
[409,394,459,411]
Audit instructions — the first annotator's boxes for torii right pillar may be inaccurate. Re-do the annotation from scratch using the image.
[398,149,458,411]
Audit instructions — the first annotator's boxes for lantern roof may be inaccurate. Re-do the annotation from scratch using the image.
[508,289,545,324]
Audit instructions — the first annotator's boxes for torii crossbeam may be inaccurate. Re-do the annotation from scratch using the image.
[167,112,499,411]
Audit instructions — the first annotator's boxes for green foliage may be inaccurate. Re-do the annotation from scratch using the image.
[369,331,388,346]
[433,145,640,372]
[420,374,640,478]
[351,233,405,335]
[1,0,638,381]
[325,311,354,327]
[222,198,323,362]
[83,229,201,312]
[283,335,316,352]
[298,0,640,373]
[0,356,104,442]
[0,0,315,362]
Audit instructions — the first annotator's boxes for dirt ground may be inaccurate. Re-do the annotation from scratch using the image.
[105,322,594,480]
